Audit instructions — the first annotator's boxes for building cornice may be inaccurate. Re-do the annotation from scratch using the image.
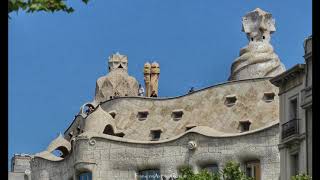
[270,64,305,87]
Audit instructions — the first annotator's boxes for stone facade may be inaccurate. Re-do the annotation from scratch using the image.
[63,77,280,142]
[31,124,280,180]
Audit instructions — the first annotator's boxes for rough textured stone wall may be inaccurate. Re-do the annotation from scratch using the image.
[96,78,279,141]
[31,124,280,180]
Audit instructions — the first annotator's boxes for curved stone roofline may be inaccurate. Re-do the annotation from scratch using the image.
[43,120,279,162]
[77,120,279,144]
[97,77,274,104]
[64,77,275,136]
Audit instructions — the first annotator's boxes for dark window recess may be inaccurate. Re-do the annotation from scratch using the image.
[77,126,81,133]
[138,169,161,180]
[151,130,162,141]
[289,98,298,119]
[137,111,149,120]
[239,121,251,132]
[245,160,261,180]
[291,153,299,176]
[186,126,196,131]
[172,110,184,120]
[202,164,219,175]
[103,125,115,135]
[263,92,275,102]
[78,172,92,180]
[225,95,237,107]
[68,131,73,138]
[109,111,116,119]
[115,132,125,137]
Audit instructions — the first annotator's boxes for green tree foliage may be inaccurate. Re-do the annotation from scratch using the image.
[177,161,253,180]
[8,0,89,14]
[221,161,253,180]
[291,173,312,180]
[177,166,215,180]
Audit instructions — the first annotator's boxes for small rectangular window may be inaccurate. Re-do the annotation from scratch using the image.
[289,98,298,119]
[138,111,149,120]
[172,110,184,120]
[225,95,237,107]
[150,130,162,141]
[239,120,251,132]
[263,92,275,102]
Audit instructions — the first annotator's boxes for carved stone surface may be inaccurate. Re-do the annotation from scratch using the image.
[187,141,197,150]
[143,62,151,97]
[144,61,160,97]
[31,125,280,180]
[94,52,139,103]
[150,62,160,96]
[229,8,285,81]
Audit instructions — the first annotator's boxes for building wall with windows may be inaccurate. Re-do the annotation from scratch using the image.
[30,123,280,180]
[9,154,32,180]
[69,78,279,142]
[271,36,312,180]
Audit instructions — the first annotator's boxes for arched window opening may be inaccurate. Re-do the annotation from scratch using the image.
[85,104,95,115]
[78,172,92,180]
[201,164,219,176]
[52,146,69,158]
[103,125,115,136]
[138,169,161,180]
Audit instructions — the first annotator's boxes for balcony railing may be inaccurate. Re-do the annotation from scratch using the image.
[282,119,299,139]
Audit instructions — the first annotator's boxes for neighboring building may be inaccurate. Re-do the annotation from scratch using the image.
[9,154,32,180]
[10,8,292,180]
[270,36,312,179]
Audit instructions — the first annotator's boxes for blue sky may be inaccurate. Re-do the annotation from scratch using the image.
[9,0,311,166]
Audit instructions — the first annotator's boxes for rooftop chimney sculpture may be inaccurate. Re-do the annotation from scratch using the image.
[229,8,286,81]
